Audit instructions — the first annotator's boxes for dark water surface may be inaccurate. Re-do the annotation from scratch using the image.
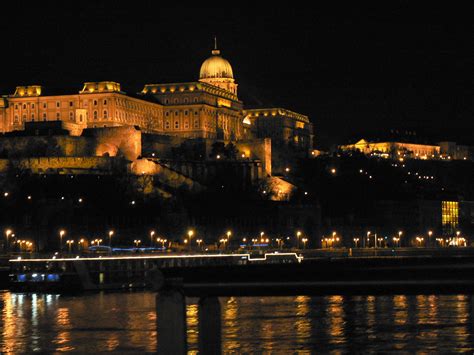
[1,291,474,353]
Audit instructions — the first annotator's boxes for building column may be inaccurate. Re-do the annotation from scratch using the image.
[156,289,187,354]
[198,296,222,354]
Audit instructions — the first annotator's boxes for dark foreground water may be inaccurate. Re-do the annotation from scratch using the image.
[1,291,474,353]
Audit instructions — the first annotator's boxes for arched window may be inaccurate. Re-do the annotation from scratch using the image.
[93,111,98,120]
[165,121,170,129]
[79,114,83,122]
[103,110,108,119]
[42,113,47,120]
[174,121,179,129]
[94,100,98,106]
[69,112,74,120]
[103,99,107,105]
[56,112,60,119]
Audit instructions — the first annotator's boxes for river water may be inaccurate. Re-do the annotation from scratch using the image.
[1,291,473,353]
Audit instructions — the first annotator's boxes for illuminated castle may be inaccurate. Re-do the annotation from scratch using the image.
[0,43,314,172]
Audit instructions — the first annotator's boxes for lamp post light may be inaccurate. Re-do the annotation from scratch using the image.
[79,238,85,251]
[196,239,203,250]
[220,238,228,250]
[66,240,74,253]
[416,237,424,247]
[150,230,155,247]
[353,237,360,248]
[428,230,433,248]
[296,231,302,249]
[134,239,141,248]
[188,230,194,247]
[59,230,66,252]
[108,230,114,247]
[366,231,371,248]
[398,231,403,247]
[302,237,308,249]
[392,237,400,247]
[5,229,12,253]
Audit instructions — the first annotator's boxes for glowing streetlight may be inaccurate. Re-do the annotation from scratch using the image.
[78,238,85,251]
[428,230,433,247]
[108,230,114,247]
[220,238,228,249]
[150,230,155,246]
[66,240,74,253]
[302,237,308,249]
[353,237,360,248]
[59,230,66,252]
[296,231,302,249]
[196,239,203,249]
[5,229,12,252]
[416,236,424,247]
[134,239,141,247]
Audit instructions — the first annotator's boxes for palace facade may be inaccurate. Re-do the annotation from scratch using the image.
[0,45,313,154]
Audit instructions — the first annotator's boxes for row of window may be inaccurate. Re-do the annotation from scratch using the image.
[164,97,199,105]
[165,110,199,117]
[164,119,200,130]
[14,99,108,111]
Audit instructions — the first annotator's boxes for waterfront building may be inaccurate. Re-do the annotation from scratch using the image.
[0,44,313,158]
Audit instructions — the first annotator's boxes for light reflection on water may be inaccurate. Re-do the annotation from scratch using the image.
[1,291,474,353]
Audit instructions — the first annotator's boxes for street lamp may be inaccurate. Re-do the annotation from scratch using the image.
[108,230,114,247]
[392,237,400,247]
[416,236,424,247]
[367,231,371,248]
[66,240,74,253]
[79,238,85,251]
[296,231,302,249]
[220,238,228,250]
[353,237,360,248]
[59,230,66,252]
[188,230,194,245]
[134,239,141,248]
[302,237,308,249]
[150,230,155,247]
[5,229,12,252]
[196,239,203,250]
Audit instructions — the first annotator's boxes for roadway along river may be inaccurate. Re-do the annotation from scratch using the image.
[1,290,474,352]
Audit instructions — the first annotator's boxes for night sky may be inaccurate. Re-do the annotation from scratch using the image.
[1,4,472,148]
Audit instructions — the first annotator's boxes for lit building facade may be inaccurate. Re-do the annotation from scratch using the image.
[339,139,440,160]
[243,108,313,151]
[0,45,312,154]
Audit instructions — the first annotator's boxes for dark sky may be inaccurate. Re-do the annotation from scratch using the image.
[1,4,472,148]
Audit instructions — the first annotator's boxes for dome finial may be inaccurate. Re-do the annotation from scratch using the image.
[212,35,220,55]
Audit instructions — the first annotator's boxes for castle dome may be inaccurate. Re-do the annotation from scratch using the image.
[199,48,234,80]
